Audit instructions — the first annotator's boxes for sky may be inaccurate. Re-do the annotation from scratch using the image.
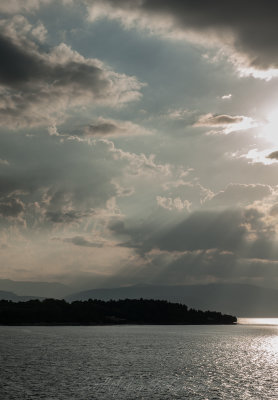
[2,0,278,291]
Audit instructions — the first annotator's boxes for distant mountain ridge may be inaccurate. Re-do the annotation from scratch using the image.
[0,290,44,301]
[0,279,71,298]
[1,281,278,317]
[65,283,278,317]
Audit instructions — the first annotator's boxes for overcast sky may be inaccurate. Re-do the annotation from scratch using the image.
[2,0,278,290]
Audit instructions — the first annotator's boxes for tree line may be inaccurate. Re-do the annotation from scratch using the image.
[0,298,237,325]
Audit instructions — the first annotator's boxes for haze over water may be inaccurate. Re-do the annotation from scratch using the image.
[1,324,278,400]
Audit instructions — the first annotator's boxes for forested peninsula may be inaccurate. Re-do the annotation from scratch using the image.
[0,298,237,325]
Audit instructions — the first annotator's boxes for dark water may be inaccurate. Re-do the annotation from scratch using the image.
[1,324,278,399]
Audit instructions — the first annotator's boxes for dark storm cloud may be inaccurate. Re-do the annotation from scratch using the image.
[0,33,106,91]
[80,118,151,138]
[111,206,278,261]
[0,26,142,128]
[111,209,247,254]
[46,210,90,223]
[0,0,53,14]
[0,177,25,198]
[152,210,245,253]
[0,135,126,230]
[267,151,278,160]
[150,249,238,286]
[0,197,24,217]
[63,236,103,247]
[0,34,42,87]
[105,206,278,286]
[85,122,118,136]
[89,0,278,70]
[105,206,278,287]
[147,248,278,288]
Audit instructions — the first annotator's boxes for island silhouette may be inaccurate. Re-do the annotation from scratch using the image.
[0,298,236,325]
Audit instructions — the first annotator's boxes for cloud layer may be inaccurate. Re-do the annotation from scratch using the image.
[87,0,278,76]
[0,16,143,129]
[1,0,278,292]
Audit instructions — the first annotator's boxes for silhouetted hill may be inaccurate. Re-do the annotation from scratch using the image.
[0,298,236,325]
[0,279,71,298]
[0,291,22,301]
[0,290,44,301]
[65,283,278,317]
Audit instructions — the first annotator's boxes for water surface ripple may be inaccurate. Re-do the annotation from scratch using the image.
[1,324,278,399]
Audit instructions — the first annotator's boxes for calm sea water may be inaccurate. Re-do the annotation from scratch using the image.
[1,322,278,399]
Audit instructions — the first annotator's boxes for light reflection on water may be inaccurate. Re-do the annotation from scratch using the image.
[1,324,278,399]
[238,318,278,325]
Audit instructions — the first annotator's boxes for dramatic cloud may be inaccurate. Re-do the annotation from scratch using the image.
[111,209,247,255]
[81,118,152,138]
[160,181,213,210]
[114,204,278,255]
[149,210,246,253]
[0,21,143,128]
[196,114,244,126]
[105,204,278,288]
[105,139,171,177]
[0,0,72,14]
[63,236,103,248]
[0,197,24,218]
[156,196,191,212]
[267,151,278,160]
[141,247,278,288]
[0,0,50,14]
[1,1,278,291]
[86,0,278,76]
[0,136,132,233]
[243,149,278,166]
[194,113,256,133]
[45,210,91,224]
